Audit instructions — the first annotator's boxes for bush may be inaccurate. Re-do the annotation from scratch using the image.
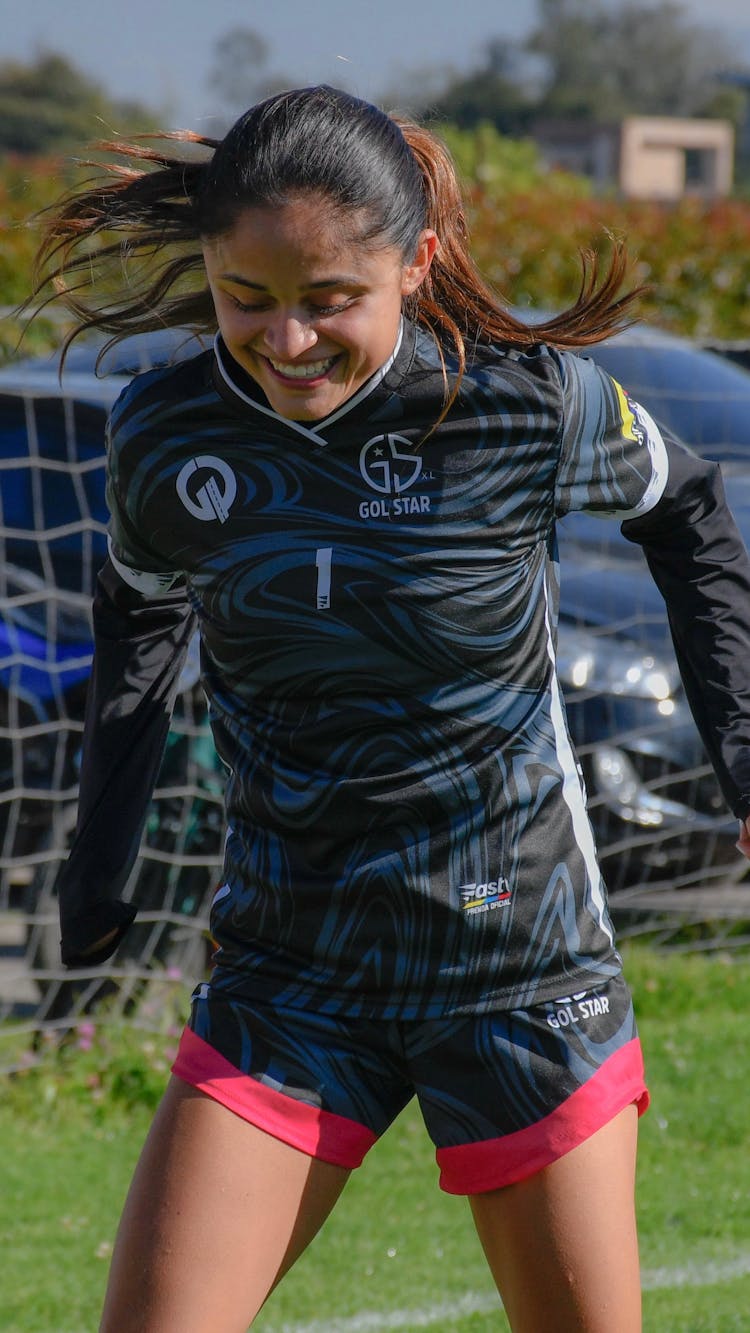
[467,189,750,339]
[3,136,750,360]
[3,981,189,1120]
[0,155,80,361]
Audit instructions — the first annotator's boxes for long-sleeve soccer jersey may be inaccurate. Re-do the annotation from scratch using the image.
[58,320,750,1015]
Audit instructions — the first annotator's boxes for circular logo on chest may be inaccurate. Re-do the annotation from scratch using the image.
[176,456,237,523]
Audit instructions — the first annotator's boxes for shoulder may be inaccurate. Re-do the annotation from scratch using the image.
[109,348,217,437]
[408,324,565,391]
[457,338,570,422]
[468,341,629,425]
[462,335,566,391]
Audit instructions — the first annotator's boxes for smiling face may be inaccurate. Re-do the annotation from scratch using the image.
[202,195,436,421]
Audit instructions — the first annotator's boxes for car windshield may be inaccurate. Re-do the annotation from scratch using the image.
[59,328,210,377]
[0,328,210,383]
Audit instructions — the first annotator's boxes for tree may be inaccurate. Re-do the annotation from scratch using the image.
[208,28,291,118]
[414,40,535,133]
[529,0,735,120]
[411,1,738,131]
[0,51,159,155]
[435,120,590,197]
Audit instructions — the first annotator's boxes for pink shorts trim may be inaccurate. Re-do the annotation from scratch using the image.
[172,1027,377,1169]
[436,1037,649,1195]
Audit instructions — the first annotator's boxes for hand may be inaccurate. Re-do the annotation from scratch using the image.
[78,928,120,956]
[59,898,138,968]
[737,818,750,859]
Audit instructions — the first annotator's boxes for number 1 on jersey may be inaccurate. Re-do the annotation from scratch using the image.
[315,547,333,610]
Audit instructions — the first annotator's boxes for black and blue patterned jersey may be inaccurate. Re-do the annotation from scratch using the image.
[57,319,750,1012]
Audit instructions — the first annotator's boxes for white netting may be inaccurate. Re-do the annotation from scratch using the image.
[0,376,224,1047]
[1,343,750,1059]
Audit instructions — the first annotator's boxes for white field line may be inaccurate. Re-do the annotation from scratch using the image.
[24,1251,750,1333]
[265,1252,750,1333]
[643,1253,750,1290]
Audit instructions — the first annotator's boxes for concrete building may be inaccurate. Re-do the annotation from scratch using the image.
[533,115,734,199]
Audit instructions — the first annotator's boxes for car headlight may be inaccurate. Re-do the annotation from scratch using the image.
[556,622,679,713]
[589,745,678,825]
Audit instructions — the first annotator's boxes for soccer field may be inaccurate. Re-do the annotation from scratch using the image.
[249,1091,750,1333]
[2,943,750,1332]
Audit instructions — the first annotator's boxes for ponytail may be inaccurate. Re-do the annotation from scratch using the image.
[399,117,641,367]
[29,134,218,355]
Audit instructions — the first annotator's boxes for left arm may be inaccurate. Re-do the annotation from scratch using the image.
[554,350,750,855]
[621,438,750,837]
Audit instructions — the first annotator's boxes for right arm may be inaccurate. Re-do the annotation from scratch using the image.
[57,558,196,966]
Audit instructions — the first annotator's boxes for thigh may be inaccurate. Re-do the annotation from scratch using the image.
[469,1104,640,1333]
[100,1076,351,1333]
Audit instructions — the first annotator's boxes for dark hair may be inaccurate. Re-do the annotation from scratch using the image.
[30,84,643,402]
[194,86,426,257]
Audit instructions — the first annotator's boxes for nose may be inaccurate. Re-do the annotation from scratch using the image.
[263,310,318,360]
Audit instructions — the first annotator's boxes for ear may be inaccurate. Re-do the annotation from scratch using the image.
[401,230,439,296]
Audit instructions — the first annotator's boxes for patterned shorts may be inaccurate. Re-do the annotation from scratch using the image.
[172,971,648,1194]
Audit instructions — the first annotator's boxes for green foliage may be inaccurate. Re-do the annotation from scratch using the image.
[4,126,750,366]
[0,155,83,361]
[0,157,63,302]
[435,121,591,198]
[0,52,160,156]
[424,40,534,136]
[2,979,188,1119]
[465,186,750,339]
[424,0,740,133]
[528,0,735,121]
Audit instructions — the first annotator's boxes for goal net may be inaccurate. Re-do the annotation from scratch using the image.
[0,369,224,1041]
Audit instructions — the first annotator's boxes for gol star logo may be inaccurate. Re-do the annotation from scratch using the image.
[359,434,422,495]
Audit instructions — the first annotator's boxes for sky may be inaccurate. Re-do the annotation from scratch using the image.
[2,0,750,132]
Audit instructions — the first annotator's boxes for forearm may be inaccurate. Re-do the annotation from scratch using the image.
[58,558,197,966]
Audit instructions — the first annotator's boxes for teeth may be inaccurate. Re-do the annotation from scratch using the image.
[268,356,336,379]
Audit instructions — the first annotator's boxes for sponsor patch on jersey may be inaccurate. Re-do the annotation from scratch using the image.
[358,433,432,521]
[545,989,611,1030]
[458,877,512,915]
[358,494,432,520]
[176,455,237,523]
[613,380,645,447]
[359,433,423,494]
[611,378,669,516]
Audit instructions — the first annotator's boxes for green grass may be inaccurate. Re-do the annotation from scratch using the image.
[2,944,750,1331]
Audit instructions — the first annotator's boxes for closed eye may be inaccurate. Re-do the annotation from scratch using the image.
[225,294,354,317]
[226,294,270,314]
[312,301,352,316]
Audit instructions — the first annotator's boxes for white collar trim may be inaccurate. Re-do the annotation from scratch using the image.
[213,321,404,447]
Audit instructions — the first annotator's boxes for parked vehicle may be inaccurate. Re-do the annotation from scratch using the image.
[584,323,750,466]
[556,507,746,892]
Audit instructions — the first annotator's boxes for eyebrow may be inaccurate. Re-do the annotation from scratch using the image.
[218,273,362,291]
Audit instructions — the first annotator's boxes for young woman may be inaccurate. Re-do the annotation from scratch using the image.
[33,85,750,1331]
